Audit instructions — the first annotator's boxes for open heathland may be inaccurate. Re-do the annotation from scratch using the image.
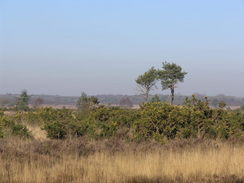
[0,96,244,182]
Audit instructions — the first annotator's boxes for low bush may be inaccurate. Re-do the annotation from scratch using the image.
[133,96,244,142]
[40,108,78,139]
[1,96,243,141]
[0,116,31,138]
[34,106,139,139]
[90,106,138,138]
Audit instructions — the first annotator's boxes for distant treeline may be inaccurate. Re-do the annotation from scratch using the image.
[0,93,244,107]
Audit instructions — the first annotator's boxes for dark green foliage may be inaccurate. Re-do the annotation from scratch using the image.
[158,62,187,104]
[16,90,30,111]
[41,108,78,139]
[11,123,30,137]
[40,106,139,139]
[44,121,67,139]
[90,106,138,138]
[0,116,31,138]
[133,102,175,142]
[134,96,244,142]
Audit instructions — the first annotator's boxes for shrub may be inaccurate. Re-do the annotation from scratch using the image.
[41,108,94,139]
[41,108,77,139]
[133,96,244,142]
[89,106,139,138]
[133,102,178,141]
[11,123,30,137]
[44,120,67,139]
[1,96,243,141]
[0,116,31,138]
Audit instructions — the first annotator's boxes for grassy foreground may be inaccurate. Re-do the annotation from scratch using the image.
[0,138,244,183]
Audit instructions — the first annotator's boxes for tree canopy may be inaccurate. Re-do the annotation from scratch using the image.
[136,67,158,101]
[158,62,187,104]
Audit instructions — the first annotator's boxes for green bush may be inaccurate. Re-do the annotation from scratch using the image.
[11,123,30,137]
[41,108,77,139]
[133,96,244,142]
[44,120,67,139]
[87,106,138,138]
[40,108,94,139]
[1,96,243,141]
[0,116,31,138]
[133,102,178,141]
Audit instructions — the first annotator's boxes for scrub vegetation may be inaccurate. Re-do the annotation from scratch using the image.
[0,94,244,182]
[1,63,244,182]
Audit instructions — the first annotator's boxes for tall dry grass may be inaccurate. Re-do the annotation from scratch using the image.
[0,139,244,183]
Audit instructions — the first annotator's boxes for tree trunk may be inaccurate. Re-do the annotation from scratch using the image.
[145,89,149,102]
[170,87,175,105]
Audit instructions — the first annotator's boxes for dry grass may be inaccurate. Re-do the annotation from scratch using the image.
[0,139,244,183]
[26,125,47,140]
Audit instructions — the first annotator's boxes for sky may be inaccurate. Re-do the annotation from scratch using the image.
[0,0,244,97]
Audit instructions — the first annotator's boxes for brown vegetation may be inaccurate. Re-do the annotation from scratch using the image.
[0,138,243,183]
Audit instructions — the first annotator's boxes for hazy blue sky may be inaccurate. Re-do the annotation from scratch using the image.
[0,0,244,96]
